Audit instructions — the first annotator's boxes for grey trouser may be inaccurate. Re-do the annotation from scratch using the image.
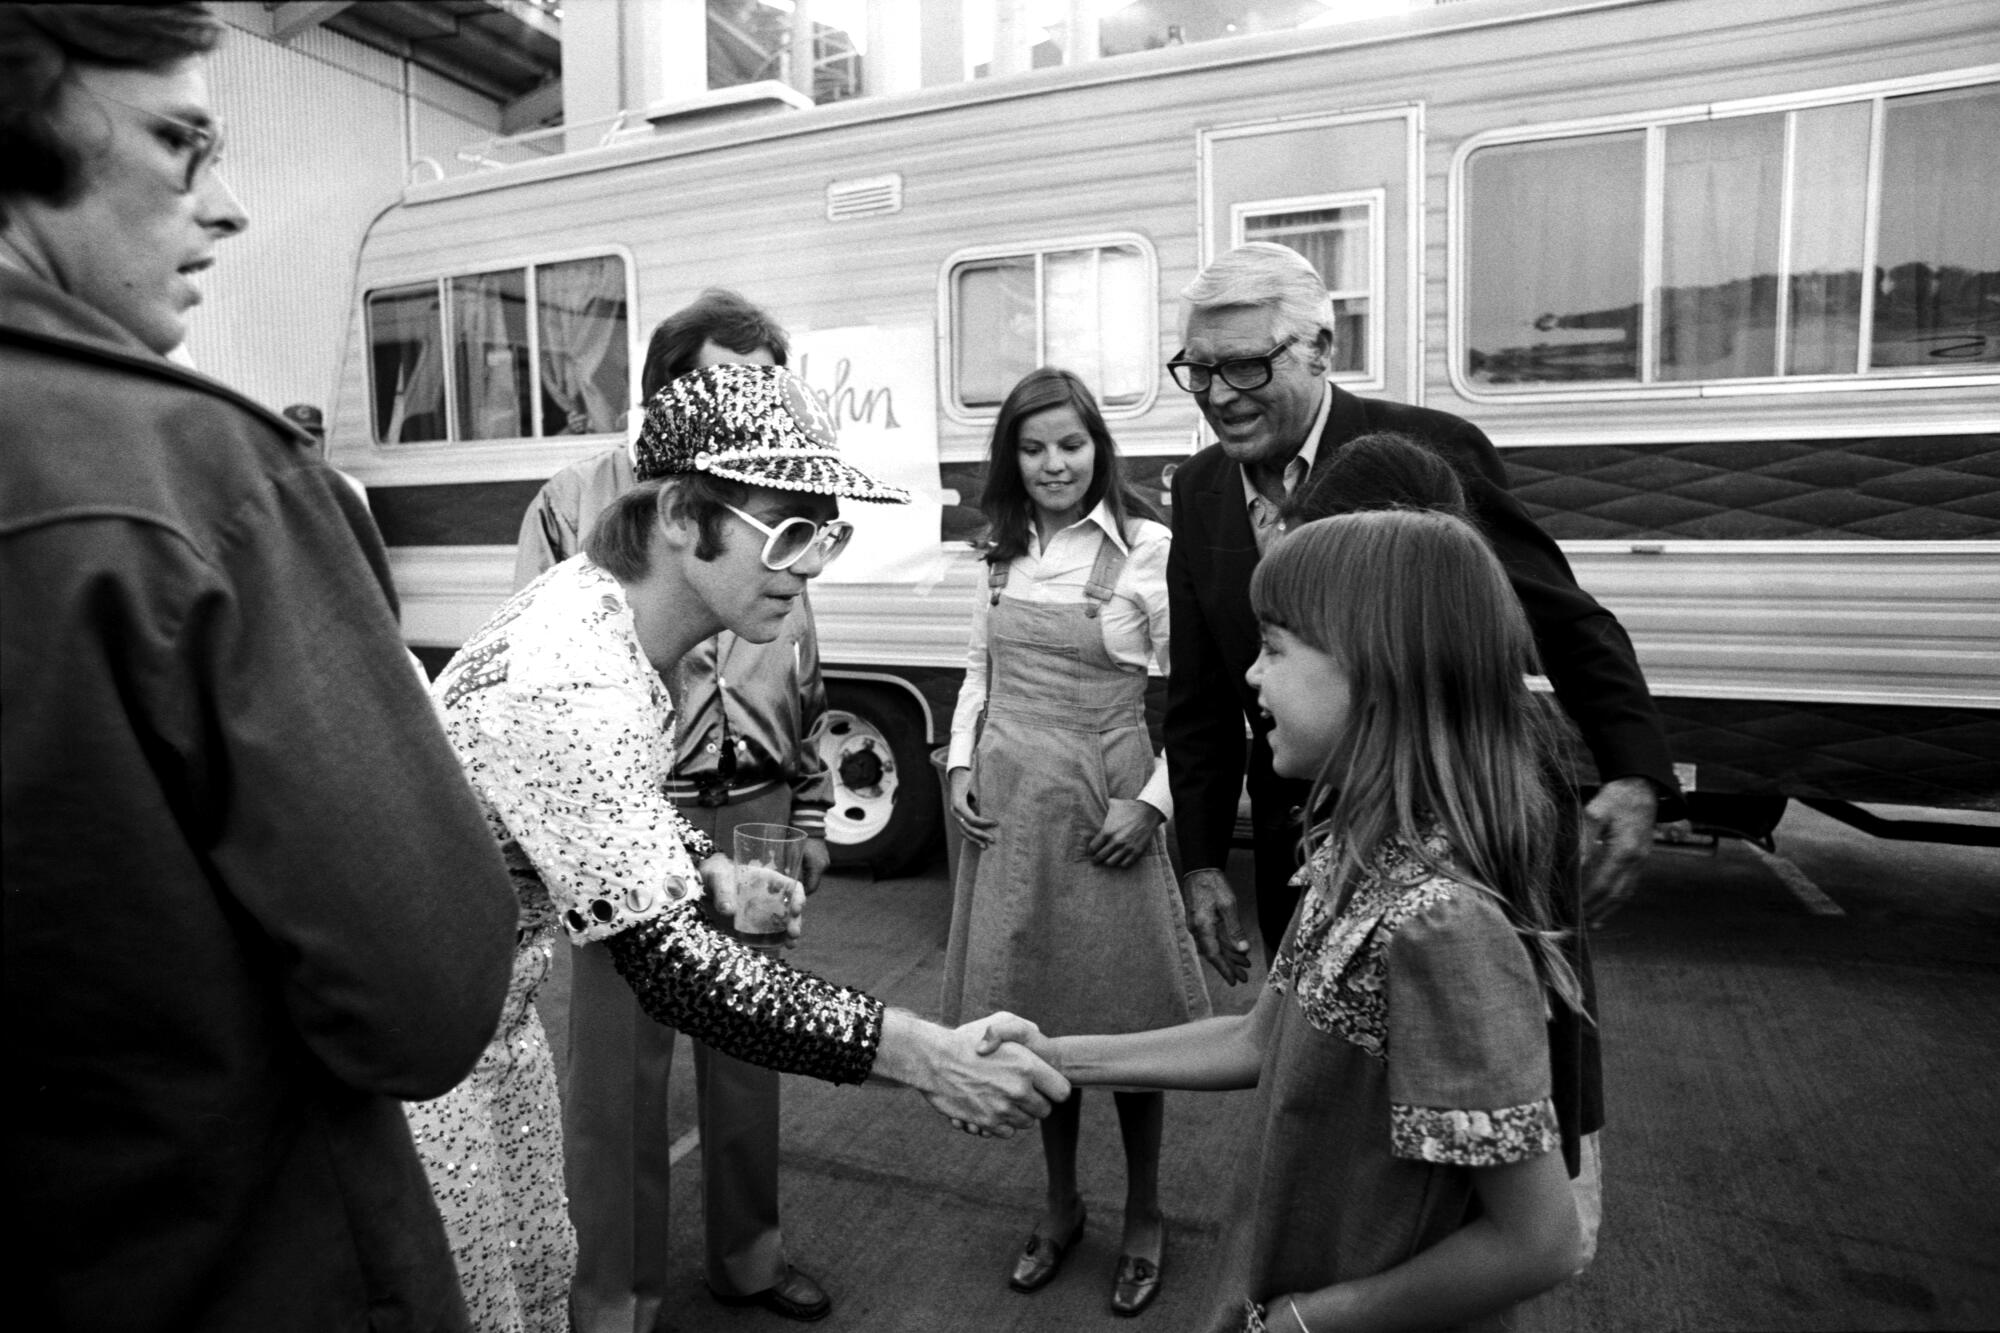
[562,783,794,1333]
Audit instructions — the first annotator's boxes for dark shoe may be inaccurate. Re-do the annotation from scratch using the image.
[711,1266,832,1322]
[1110,1248,1162,1316]
[1008,1207,1087,1293]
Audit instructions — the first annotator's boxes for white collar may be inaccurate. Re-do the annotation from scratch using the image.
[1031,497,1132,557]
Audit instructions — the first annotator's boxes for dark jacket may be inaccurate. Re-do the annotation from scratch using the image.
[2,267,518,1332]
[1165,384,1679,875]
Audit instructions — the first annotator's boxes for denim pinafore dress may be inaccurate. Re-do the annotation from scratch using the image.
[939,535,1210,1036]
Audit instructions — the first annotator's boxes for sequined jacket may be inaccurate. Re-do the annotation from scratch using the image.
[435,557,882,1084]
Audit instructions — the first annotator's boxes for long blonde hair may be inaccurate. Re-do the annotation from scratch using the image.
[1250,509,1583,1014]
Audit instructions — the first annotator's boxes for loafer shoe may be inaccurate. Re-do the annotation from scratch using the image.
[1008,1207,1086,1293]
[1110,1252,1162,1316]
[711,1265,832,1322]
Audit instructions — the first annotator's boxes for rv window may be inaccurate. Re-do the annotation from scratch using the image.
[949,242,1152,412]
[954,257,1038,409]
[1783,100,1870,376]
[534,256,631,436]
[1462,79,1999,390]
[1242,203,1374,379]
[367,282,450,443]
[451,270,532,440]
[1874,85,2000,371]
[1464,132,1645,386]
[366,254,631,444]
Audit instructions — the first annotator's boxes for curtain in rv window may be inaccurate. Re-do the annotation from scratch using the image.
[367,283,449,443]
[1462,80,1999,389]
[451,270,531,440]
[1242,205,1373,378]
[535,256,629,435]
[949,242,1152,412]
[1464,133,1645,386]
[365,254,631,443]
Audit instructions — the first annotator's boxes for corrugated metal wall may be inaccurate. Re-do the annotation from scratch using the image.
[180,19,501,421]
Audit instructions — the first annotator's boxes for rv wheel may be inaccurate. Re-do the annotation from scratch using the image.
[819,684,941,879]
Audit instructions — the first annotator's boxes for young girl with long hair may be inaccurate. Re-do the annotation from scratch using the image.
[942,367,1210,1316]
[983,508,1585,1331]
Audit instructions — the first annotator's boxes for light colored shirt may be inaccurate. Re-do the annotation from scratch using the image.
[436,556,712,944]
[947,501,1173,815]
[1241,382,1333,554]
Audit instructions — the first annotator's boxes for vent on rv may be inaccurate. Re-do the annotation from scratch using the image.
[826,173,903,221]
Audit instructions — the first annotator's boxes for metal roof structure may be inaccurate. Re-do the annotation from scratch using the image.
[266,1,563,127]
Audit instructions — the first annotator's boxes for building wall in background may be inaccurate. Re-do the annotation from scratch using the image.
[183,12,502,420]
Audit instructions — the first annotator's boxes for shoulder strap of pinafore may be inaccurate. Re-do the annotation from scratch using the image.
[987,557,1009,605]
[1082,529,1129,619]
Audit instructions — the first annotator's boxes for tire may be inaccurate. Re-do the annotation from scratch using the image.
[820,682,942,878]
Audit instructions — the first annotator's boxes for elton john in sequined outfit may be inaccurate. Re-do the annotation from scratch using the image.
[407,554,882,1330]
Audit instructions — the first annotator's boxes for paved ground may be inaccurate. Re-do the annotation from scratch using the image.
[540,803,2000,1331]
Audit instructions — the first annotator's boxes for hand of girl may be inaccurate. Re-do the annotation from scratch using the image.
[948,767,999,849]
[1087,797,1164,867]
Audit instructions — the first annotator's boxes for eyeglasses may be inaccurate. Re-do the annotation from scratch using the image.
[721,503,855,571]
[87,87,225,193]
[1166,336,1298,394]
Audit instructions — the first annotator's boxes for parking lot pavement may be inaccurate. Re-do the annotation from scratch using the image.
[542,803,2000,1331]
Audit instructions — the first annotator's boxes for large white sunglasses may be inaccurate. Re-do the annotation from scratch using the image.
[721,503,855,571]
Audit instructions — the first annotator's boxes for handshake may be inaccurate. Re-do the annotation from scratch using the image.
[874,1009,1068,1137]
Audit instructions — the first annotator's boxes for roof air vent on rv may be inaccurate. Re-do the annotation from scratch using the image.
[826,173,903,221]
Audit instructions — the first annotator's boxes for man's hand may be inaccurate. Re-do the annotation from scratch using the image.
[875,1010,1069,1137]
[697,852,738,918]
[1581,776,1658,925]
[948,766,999,850]
[954,1012,1065,1136]
[1086,798,1165,868]
[1183,868,1252,986]
[801,836,831,895]
[971,1011,1060,1067]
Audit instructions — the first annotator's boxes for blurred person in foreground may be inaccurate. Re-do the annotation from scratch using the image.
[437,362,1070,1331]
[515,291,841,1325]
[1,4,518,1329]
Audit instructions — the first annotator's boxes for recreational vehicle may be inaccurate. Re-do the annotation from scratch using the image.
[326,0,2000,871]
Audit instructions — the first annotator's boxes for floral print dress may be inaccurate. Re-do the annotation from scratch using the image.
[1203,828,1563,1333]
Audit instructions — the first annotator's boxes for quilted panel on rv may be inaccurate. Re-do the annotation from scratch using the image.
[1500,435,2000,540]
[1654,697,2000,810]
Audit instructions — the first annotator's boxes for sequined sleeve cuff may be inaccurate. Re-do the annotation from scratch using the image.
[674,819,717,865]
[604,901,883,1085]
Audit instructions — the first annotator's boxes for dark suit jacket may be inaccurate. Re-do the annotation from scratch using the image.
[1165,384,1679,875]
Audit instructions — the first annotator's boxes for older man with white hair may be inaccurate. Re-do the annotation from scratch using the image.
[1162,242,1681,1234]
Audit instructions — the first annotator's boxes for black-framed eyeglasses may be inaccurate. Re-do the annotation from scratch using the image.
[1166,336,1298,394]
[721,503,855,571]
[87,87,225,193]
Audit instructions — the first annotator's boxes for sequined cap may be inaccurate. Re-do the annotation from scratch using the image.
[635,363,910,504]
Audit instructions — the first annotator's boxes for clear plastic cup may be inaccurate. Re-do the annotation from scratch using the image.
[731,823,806,946]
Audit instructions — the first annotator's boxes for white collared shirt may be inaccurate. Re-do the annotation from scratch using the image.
[947,499,1172,815]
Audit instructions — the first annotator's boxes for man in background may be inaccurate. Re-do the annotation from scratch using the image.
[1,5,517,1329]
[1164,242,1680,979]
[517,289,840,1326]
